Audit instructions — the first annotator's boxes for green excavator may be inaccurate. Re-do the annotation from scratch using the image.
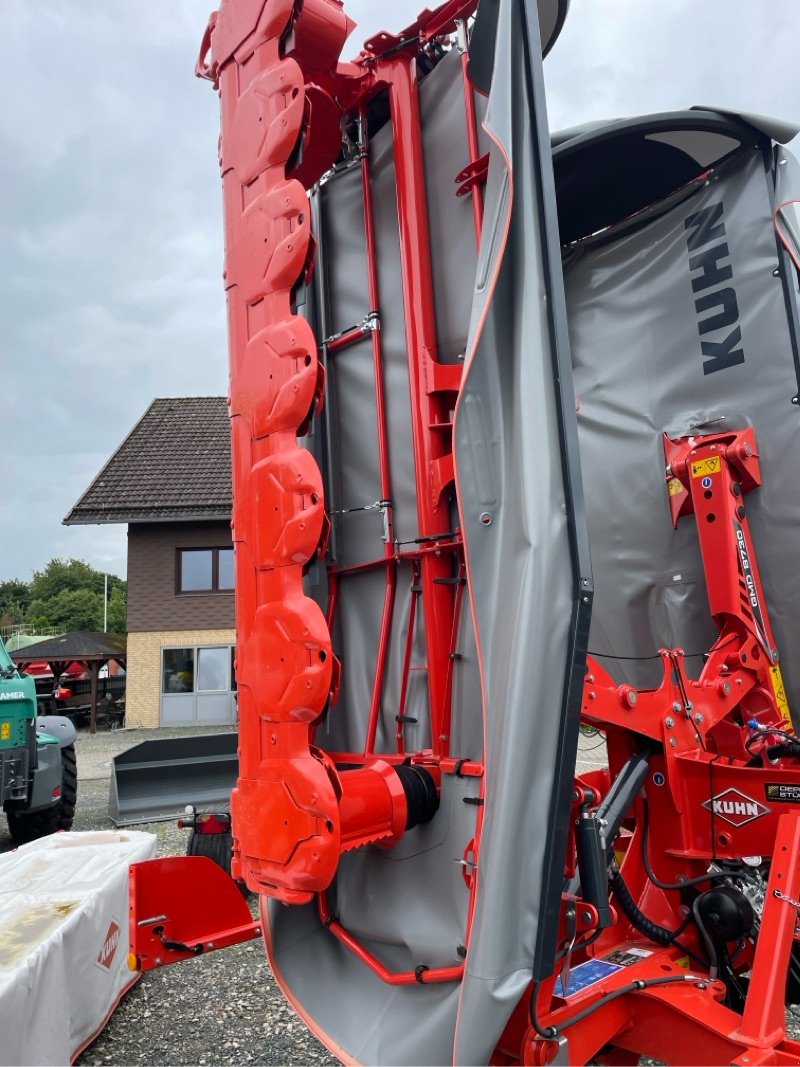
[0,636,77,844]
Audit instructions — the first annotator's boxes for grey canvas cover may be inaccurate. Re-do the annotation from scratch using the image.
[560,123,800,707]
[264,1,585,1063]
[264,13,800,1067]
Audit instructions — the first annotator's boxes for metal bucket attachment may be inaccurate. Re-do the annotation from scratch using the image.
[108,733,238,826]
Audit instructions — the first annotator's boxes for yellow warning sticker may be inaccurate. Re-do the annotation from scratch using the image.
[770,665,793,730]
[690,456,721,478]
[667,477,684,497]
[674,955,691,970]
[0,722,10,741]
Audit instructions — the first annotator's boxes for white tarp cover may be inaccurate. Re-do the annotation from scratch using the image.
[0,830,156,1066]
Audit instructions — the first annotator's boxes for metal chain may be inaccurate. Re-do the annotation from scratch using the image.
[774,888,800,909]
[328,499,391,516]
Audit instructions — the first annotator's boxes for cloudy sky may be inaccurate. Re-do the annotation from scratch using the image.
[3,0,799,583]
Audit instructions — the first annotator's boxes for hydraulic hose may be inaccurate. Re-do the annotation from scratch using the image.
[609,866,679,946]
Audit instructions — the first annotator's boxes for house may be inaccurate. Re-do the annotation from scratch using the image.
[64,397,235,728]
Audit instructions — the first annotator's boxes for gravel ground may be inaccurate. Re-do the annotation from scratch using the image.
[1,725,337,1067]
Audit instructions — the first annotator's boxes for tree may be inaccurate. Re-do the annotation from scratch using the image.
[30,559,114,602]
[42,588,105,632]
[0,579,31,628]
[1,559,127,634]
[107,586,127,633]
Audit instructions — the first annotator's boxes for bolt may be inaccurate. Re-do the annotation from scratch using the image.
[580,910,592,924]
[772,650,780,664]
[670,738,678,747]
[618,685,638,708]
[672,702,682,713]
[665,716,675,728]
[694,713,704,724]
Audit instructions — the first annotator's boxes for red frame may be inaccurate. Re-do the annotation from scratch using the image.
[129,4,800,1064]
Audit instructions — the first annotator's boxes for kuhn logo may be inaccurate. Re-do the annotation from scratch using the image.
[702,788,769,828]
[96,920,121,970]
[684,202,744,376]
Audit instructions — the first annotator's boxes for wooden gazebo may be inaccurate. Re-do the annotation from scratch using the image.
[12,631,127,734]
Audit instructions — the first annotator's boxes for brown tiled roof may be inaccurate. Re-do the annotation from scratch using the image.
[11,631,127,664]
[64,397,232,525]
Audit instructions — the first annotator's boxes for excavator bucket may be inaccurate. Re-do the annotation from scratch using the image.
[108,733,238,826]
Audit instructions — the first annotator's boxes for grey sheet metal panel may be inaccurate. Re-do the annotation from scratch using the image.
[563,146,800,705]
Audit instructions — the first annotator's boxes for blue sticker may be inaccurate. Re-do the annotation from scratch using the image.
[701,476,712,489]
[555,959,622,997]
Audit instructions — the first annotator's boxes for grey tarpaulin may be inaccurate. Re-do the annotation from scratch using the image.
[265,47,486,1067]
[264,12,800,1067]
[263,0,585,1060]
[560,118,800,706]
[452,0,586,1058]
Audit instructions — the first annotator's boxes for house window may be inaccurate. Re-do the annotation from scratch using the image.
[197,646,228,692]
[163,648,195,693]
[177,548,234,593]
[160,644,238,727]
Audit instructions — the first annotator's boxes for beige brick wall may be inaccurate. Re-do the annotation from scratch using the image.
[126,628,236,728]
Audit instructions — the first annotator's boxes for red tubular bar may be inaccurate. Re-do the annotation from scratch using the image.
[364,569,398,754]
[317,891,464,985]
[325,570,339,633]
[439,562,466,746]
[735,812,800,1047]
[359,106,399,757]
[385,55,459,756]
[396,563,421,753]
[326,325,372,352]
[458,27,484,244]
